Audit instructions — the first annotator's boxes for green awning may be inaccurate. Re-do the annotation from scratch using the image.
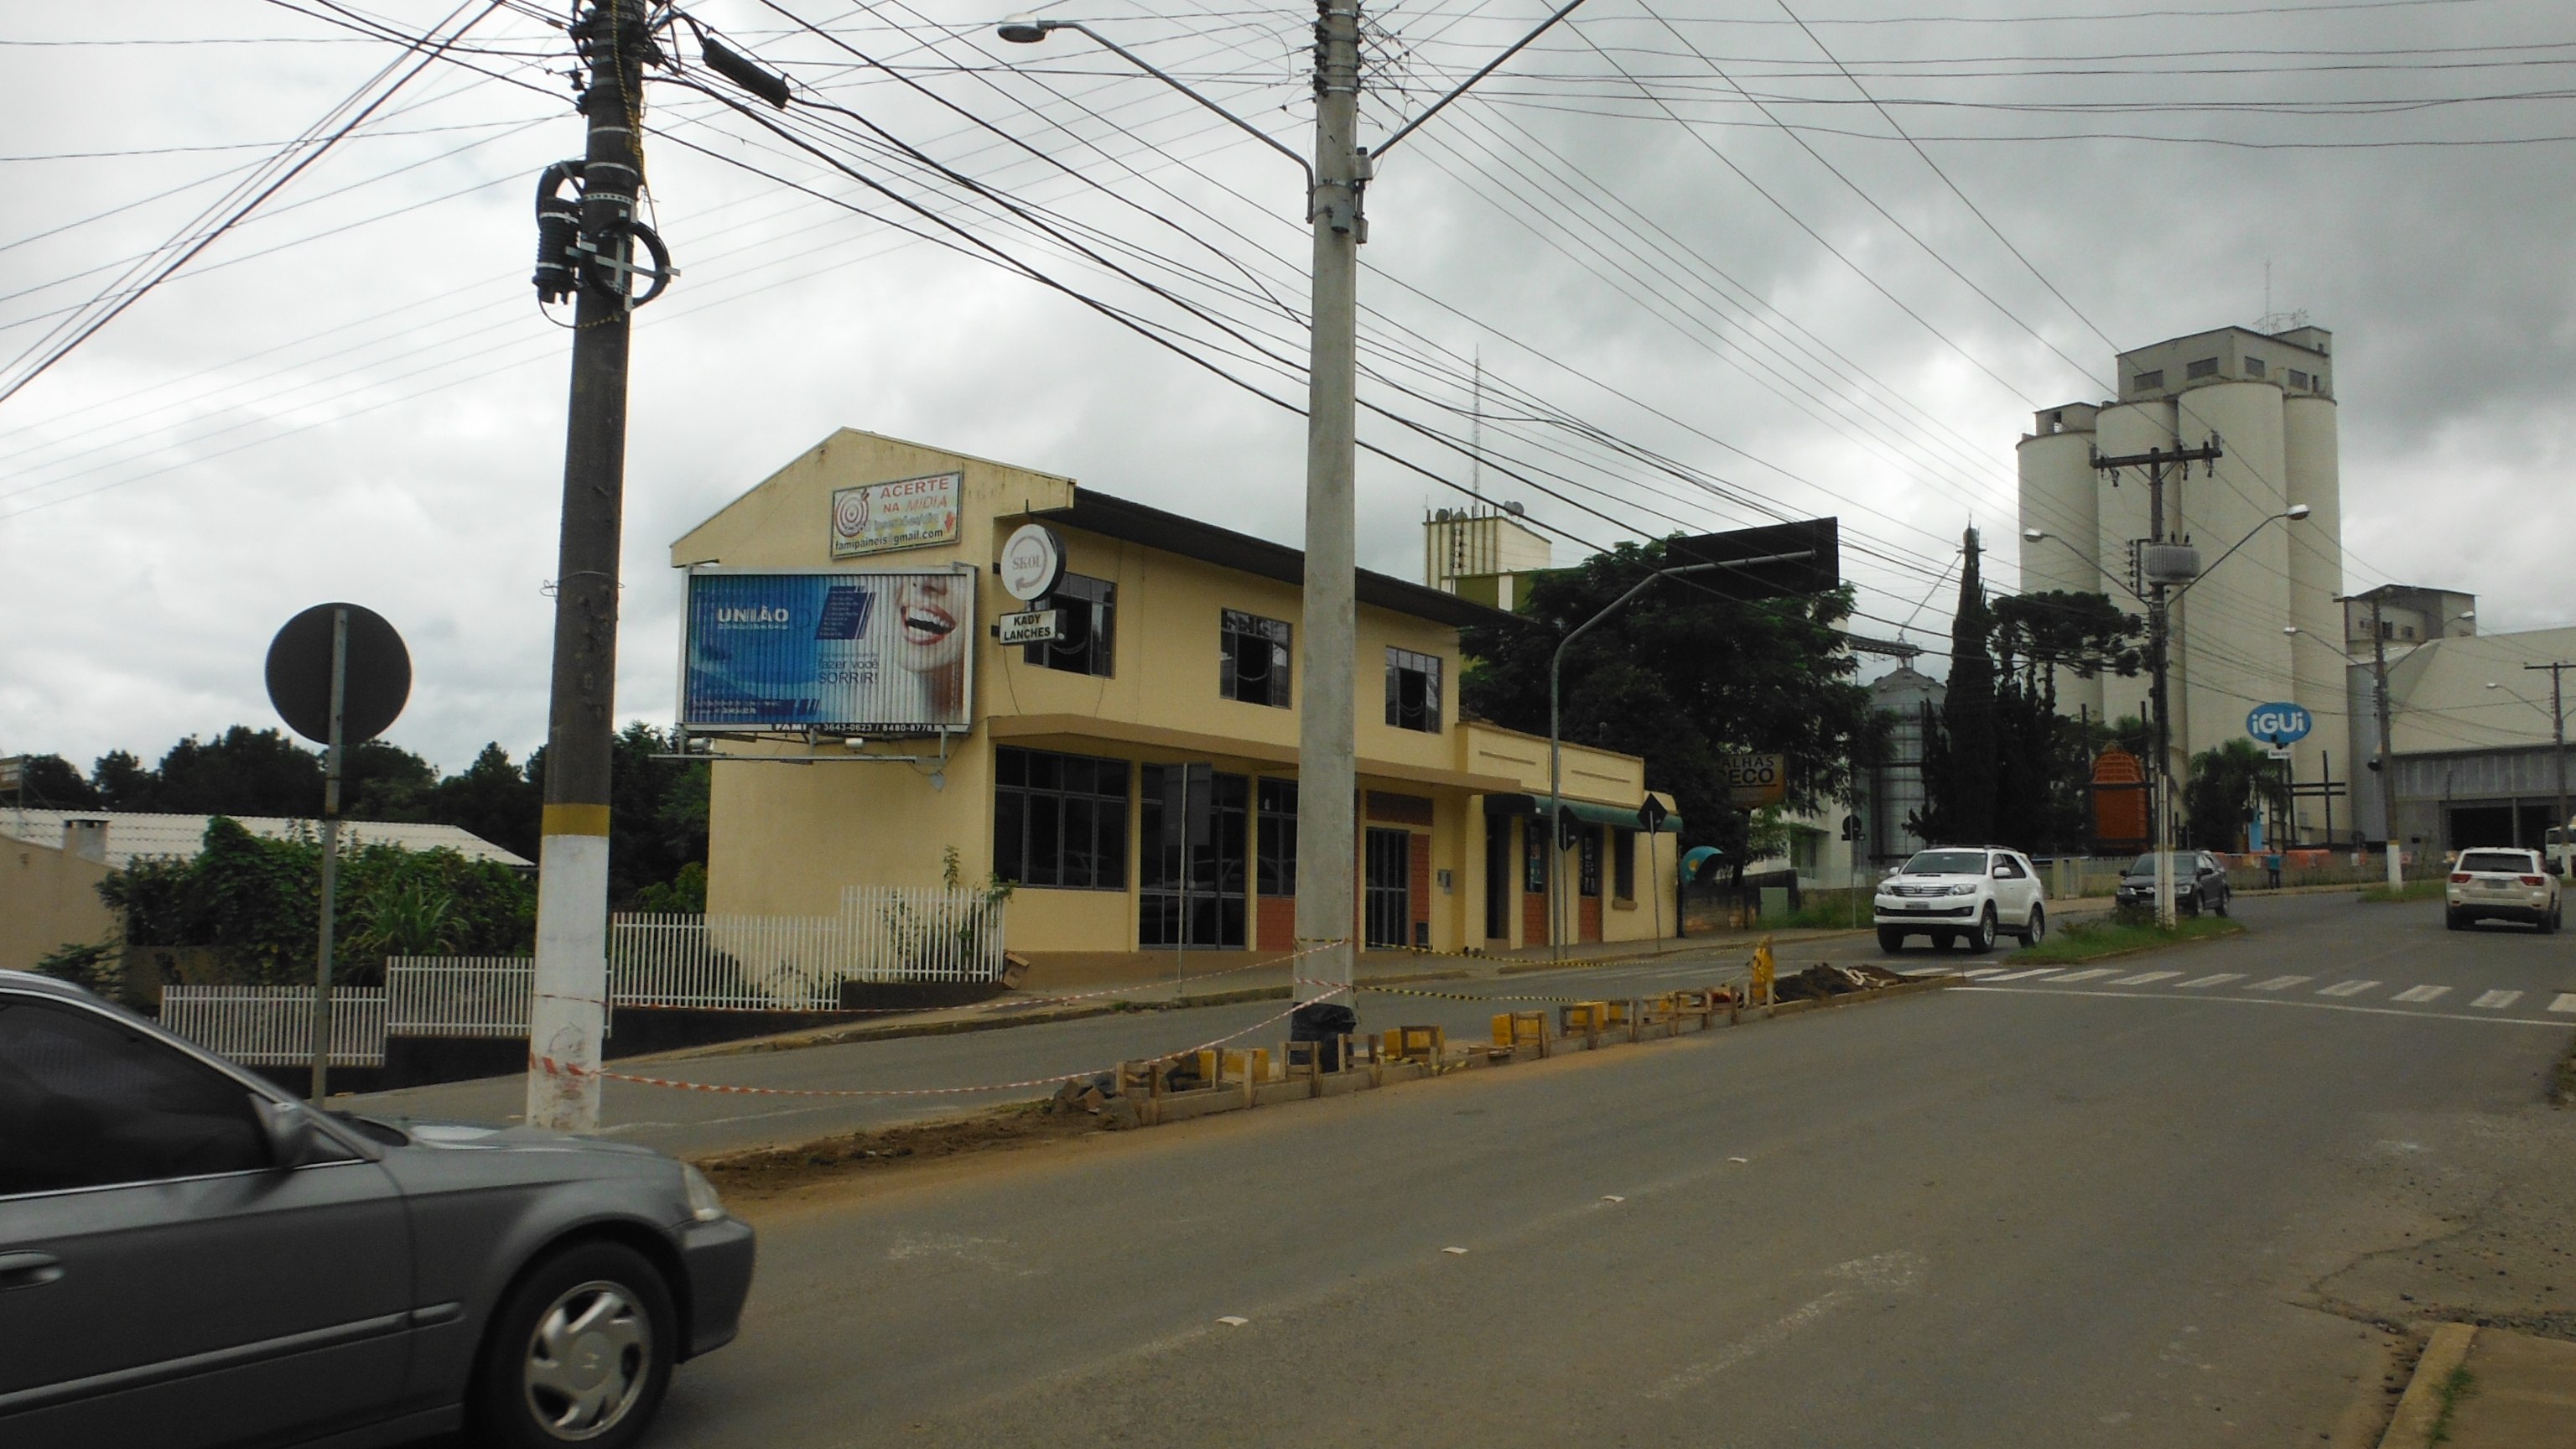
[1482,792,1681,834]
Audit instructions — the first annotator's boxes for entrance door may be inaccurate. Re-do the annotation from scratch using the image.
[1140,765,1247,947]
[1364,828,1411,949]
[1483,815,1511,940]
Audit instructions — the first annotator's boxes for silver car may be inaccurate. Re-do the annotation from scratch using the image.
[0,969,754,1448]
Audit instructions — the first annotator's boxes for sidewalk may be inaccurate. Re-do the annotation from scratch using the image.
[2380,1323,2576,1448]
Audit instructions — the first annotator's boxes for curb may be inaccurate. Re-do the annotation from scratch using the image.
[2378,1322,2477,1449]
[1992,917,2248,969]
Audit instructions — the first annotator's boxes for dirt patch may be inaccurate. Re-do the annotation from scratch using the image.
[694,1100,1107,1203]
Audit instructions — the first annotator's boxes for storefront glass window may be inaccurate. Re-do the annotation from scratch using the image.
[1257,778,1297,897]
[994,746,1129,889]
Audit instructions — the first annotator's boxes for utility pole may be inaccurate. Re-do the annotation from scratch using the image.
[527,0,654,1133]
[2093,439,2221,927]
[1294,0,1364,1003]
[2368,598,2402,891]
[2527,661,2573,877]
[309,608,347,1104]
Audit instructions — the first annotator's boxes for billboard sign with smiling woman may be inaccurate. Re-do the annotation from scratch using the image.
[681,567,975,733]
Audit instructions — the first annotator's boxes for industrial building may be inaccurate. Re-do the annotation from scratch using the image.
[2018,322,2350,844]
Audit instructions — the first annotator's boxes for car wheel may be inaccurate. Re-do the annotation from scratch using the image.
[1877,927,1909,953]
[2444,909,2463,931]
[2547,905,2562,936]
[2023,905,2046,945]
[471,1240,678,1449]
[1968,906,1997,953]
[2183,893,2203,919]
[2212,890,2229,918]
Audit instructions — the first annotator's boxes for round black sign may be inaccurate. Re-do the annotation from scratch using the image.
[265,603,411,745]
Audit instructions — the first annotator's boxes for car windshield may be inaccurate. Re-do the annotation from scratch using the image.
[1902,850,1988,875]
[2459,850,2537,874]
[2125,854,2194,875]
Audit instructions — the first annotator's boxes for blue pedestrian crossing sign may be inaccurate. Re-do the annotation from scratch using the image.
[2246,702,2313,745]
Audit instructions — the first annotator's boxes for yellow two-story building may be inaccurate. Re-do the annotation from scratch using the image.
[672,430,1680,974]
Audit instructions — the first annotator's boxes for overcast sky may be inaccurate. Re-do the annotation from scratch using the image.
[2,0,2568,778]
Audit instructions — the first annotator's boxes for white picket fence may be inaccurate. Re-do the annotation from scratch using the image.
[160,985,388,1067]
[157,891,1003,1065]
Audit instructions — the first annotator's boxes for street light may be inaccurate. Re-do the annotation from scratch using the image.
[1000,3,1590,997]
[2485,680,2570,873]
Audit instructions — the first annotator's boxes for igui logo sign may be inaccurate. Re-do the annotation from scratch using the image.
[2246,702,2313,745]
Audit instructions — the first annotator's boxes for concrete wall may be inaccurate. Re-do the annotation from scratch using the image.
[1,835,116,974]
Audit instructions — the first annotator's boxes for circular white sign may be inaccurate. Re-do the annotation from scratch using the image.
[999,523,1067,602]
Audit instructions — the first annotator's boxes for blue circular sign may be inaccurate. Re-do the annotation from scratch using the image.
[2246,702,2312,745]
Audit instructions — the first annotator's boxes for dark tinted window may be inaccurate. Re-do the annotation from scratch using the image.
[0,998,267,1196]
[1995,856,2028,879]
[1257,778,1298,897]
[2460,850,2537,875]
[1384,648,1443,733]
[993,747,1129,890]
[1220,610,1292,708]
[1023,573,1114,678]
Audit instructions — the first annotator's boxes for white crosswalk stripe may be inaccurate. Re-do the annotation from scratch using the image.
[2250,975,2311,991]
[1959,968,2009,979]
[2052,968,2118,983]
[2390,984,2451,1004]
[1983,967,2065,982]
[2551,993,2576,1015]
[2177,974,2244,989]
[2318,980,2381,998]
[2108,970,2182,986]
[2470,989,2522,1010]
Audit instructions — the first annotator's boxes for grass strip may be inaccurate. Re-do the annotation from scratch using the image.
[2360,880,2447,903]
[2007,914,2242,964]
[2428,1365,2477,1445]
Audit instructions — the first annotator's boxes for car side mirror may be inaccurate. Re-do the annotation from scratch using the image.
[1992,865,2010,878]
[254,1096,320,1168]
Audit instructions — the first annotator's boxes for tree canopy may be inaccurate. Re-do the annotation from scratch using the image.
[1460,537,1879,869]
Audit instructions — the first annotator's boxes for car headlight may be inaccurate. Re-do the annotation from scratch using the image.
[1945,884,1980,896]
[680,1162,728,1223]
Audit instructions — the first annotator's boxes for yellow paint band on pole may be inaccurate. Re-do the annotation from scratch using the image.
[542,802,612,837]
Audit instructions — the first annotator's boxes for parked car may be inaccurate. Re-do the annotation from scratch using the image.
[1874,845,2047,953]
[0,969,754,1449]
[2446,847,2563,932]
[2115,851,2231,918]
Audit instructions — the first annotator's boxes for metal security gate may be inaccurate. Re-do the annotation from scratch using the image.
[1364,828,1410,948]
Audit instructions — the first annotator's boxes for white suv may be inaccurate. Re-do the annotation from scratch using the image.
[1875,845,2047,953]
[2446,847,2563,932]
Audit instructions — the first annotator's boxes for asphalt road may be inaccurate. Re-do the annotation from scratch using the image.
[616,892,2574,1447]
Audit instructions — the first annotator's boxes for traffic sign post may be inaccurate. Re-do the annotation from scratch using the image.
[266,604,410,1104]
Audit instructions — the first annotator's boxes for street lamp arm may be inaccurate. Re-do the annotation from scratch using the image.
[2172,510,2300,598]
[1016,20,1314,197]
[1371,0,1596,158]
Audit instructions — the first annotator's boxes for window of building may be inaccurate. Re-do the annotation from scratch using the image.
[2133,369,2164,391]
[1023,573,1114,677]
[1578,830,1602,898]
[1524,819,1547,893]
[994,747,1130,890]
[1257,778,1297,897]
[1790,828,1824,875]
[1219,610,1291,708]
[2242,356,2266,379]
[1139,766,1247,947]
[1613,828,1637,901]
[1384,647,1443,732]
[2310,371,2327,392]
[2288,368,2310,390]
[2185,356,2219,380]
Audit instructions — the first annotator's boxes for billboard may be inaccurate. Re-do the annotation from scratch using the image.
[831,471,960,558]
[682,569,974,734]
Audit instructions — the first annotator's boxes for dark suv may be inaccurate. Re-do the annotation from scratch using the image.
[0,969,754,1449]
[2115,851,2231,918]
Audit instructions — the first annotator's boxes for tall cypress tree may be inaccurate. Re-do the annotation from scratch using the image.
[1922,527,1998,844]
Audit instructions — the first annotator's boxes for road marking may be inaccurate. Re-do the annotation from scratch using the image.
[2470,990,2522,1010]
[1958,967,2010,979]
[2250,975,2311,991]
[2391,984,2451,1004]
[1960,984,2574,1028]
[2108,970,2183,986]
[2053,968,2119,982]
[2318,980,2381,997]
[2552,993,2576,1015]
[1983,967,2065,982]
[2176,974,2244,989]
[1647,1250,1927,1400]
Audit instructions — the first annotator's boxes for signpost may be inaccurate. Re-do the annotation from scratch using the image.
[996,610,1060,646]
[1723,753,1788,810]
[2246,703,2313,853]
[265,603,410,1103]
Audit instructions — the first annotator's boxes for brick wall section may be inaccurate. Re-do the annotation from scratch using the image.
[1580,896,1602,943]
[1257,895,1296,951]
[1524,889,1548,943]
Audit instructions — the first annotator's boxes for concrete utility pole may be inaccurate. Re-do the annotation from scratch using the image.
[2526,662,2573,877]
[2093,440,2222,927]
[1295,0,1364,1000]
[1002,0,1592,1001]
[528,0,651,1132]
[2369,599,2402,891]
[310,608,348,1104]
